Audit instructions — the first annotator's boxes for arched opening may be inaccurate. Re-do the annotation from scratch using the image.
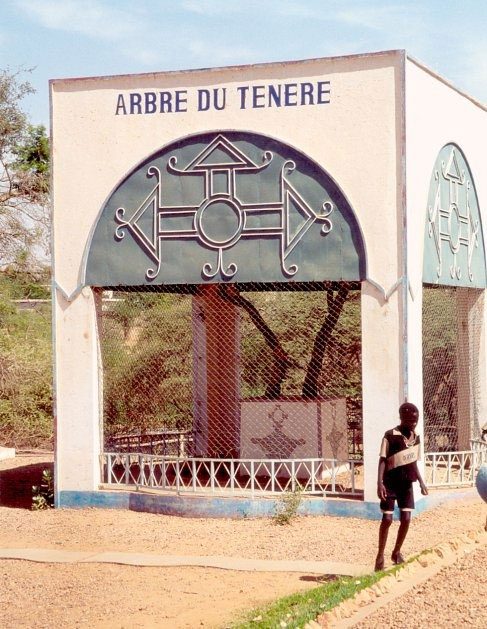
[422,144,487,486]
[85,131,367,496]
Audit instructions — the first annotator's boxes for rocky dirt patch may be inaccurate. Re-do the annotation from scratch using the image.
[352,541,486,628]
[0,453,485,627]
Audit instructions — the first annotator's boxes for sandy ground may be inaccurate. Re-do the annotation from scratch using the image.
[354,544,487,628]
[0,453,486,628]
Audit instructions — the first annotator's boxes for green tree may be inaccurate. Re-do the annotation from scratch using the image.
[0,69,50,270]
[0,272,52,449]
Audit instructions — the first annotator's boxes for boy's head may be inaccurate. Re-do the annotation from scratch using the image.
[399,402,419,430]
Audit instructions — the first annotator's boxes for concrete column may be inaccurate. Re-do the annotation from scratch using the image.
[54,287,101,502]
[477,290,487,440]
[192,295,208,456]
[456,289,472,450]
[197,285,240,458]
[361,282,402,503]
[456,288,485,449]
[405,280,425,490]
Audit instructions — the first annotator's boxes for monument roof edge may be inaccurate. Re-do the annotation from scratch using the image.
[406,54,486,112]
[48,49,405,88]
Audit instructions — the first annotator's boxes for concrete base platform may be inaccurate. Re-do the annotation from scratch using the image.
[57,487,477,520]
[0,447,15,462]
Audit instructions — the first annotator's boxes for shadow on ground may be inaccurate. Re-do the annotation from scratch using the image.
[300,574,337,583]
[0,462,54,509]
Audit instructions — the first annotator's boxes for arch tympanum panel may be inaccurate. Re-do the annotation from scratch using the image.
[85,131,366,286]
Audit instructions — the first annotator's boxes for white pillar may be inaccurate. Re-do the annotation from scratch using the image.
[54,287,101,500]
[456,288,486,448]
[477,291,487,439]
[361,282,403,503]
[192,294,208,456]
[405,280,425,487]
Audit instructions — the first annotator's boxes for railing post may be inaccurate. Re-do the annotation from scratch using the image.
[161,457,166,490]
[210,460,215,492]
[230,459,235,492]
[148,455,154,488]
[124,454,130,485]
[106,454,111,483]
[192,459,197,492]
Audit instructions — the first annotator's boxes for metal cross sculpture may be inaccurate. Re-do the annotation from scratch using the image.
[427,147,479,281]
[115,134,333,281]
[326,401,345,460]
[251,404,306,458]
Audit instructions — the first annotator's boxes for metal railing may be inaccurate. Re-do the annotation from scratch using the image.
[106,430,193,457]
[100,453,363,497]
[101,439,486,494]
[424,441,487,488]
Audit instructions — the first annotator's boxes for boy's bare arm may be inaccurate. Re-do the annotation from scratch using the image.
[414,462,428,495]
[377,458,387,500]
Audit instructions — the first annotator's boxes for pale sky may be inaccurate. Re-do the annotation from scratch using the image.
[1,0,486,127]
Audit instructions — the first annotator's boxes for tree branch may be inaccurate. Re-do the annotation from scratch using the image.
[302,284,349,399]
[217,285,295,399]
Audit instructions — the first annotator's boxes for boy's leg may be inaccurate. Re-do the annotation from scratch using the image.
[391,510,411,563]
[391,485,414,563]
[375,513,393,570]
[375,490,394,571]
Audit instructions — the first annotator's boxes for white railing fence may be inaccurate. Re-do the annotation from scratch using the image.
[101,453,362,497]
[101,440,487,497]
[424,441,487,488]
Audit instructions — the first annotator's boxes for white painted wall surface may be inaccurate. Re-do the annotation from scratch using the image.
[53,288,101,496]
[405,59,487,463]
[51,51,404,496]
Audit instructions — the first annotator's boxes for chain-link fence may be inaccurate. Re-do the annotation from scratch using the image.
[422,286,483,453]
[98,283,363,487]
[99,289,195,440]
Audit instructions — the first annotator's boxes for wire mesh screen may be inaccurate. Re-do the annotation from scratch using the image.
[98,283,362,462]
[99,291,194,449]
[422,286,483,452]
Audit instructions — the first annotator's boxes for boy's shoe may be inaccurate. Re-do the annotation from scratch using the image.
[374,555,385,571]
[391,550,405,565]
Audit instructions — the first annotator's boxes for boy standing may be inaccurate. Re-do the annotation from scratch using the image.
[375,402,428,571]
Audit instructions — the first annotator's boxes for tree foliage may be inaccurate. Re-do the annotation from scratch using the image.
[0,272,52,449]
[218,285,298,399]
[101,293,194,436]
[100,289,363,440]
[0,69,50,271]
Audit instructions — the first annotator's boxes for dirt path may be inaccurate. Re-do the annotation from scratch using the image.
[0,453,485,627]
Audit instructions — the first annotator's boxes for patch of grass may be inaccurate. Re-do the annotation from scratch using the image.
[231,564,407,628]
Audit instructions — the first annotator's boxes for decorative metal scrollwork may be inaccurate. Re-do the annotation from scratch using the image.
[427,147,479,282]
[114,134,333,281]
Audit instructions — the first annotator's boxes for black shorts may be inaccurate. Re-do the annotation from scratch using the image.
[380,483,414,513]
